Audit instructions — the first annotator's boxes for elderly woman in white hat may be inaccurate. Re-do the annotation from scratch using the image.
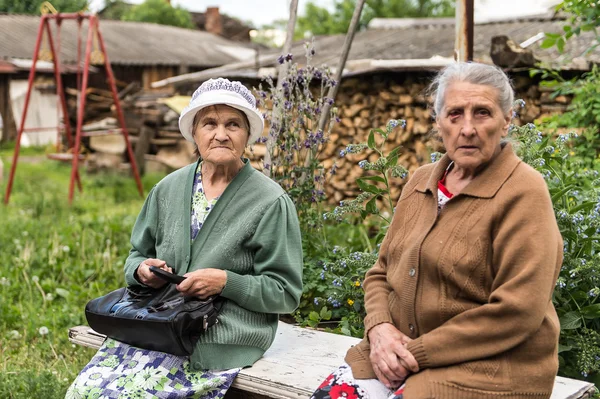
[67,78,303,399]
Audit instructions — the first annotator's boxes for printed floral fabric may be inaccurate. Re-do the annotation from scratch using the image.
[311,363,404,399]
[66,338,240,399]
[191,162,219,241]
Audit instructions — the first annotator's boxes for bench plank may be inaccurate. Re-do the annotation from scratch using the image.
[69,322,595,399]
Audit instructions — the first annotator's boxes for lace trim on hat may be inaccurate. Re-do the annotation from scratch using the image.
[191,78,257,109]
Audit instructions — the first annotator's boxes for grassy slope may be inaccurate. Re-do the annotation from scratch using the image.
[0,146,165,398]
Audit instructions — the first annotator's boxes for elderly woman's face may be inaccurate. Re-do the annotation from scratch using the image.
[193,105,249,166]
[437,81,511,173]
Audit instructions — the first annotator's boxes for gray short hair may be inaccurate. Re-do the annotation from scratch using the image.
[429,62,514,118]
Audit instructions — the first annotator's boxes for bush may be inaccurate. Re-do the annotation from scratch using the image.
[511,121,600,383]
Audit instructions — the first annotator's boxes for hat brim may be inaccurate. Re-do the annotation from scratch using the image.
[178,93,264,145]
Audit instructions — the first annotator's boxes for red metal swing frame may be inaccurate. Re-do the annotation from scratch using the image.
[3,13,143,205]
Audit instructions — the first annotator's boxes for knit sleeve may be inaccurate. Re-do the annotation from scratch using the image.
[123,186,159,287]
[406,168,563,369]
[220,194,303,314]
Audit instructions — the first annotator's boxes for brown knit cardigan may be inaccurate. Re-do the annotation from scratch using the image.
[346,144,563,399]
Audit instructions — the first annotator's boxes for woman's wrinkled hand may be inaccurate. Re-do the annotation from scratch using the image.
[368,322,420,388]
[177,268,227,299]
[136,258,172,288]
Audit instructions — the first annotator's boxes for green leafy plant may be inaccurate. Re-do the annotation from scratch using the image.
[324,119,408,240]
[305,119,409,336]
[510,121,600,384]
[541,0,600,54]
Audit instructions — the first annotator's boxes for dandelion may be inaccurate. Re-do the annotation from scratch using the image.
[62,245,70,253]
[9,330,21,339]
[0,277,9,286]
[347,299,355,306]
[32,275,39,283]
[354,280,361,287]
[39,326,49,336]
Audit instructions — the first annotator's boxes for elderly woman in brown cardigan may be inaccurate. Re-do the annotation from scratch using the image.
[312,62,562,399]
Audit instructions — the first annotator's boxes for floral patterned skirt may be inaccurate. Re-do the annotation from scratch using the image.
[66,338,240,399]
[311,363,404,399]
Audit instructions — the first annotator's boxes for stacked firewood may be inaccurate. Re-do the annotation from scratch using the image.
[246,75,572,209]
[67,84,195,173]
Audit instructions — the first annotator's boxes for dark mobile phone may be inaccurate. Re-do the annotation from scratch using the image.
[149,266,186,285]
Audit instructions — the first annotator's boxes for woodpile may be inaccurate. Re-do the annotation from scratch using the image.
[74,85,195,174]
[246,74,572,210]
[74,72,571,210]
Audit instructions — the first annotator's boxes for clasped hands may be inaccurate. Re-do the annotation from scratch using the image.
[136,258,227,299]
[368,322,419,389]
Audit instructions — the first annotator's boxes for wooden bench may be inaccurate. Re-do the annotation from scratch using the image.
[69,322,596,399]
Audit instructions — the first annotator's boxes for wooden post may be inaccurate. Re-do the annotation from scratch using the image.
[0,74,17,143]
[133,124,156,176]
[262,0,299,177]
[316,0,366,135]
[455,0,474,62]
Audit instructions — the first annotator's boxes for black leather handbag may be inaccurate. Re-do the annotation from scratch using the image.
[85,284,222,356]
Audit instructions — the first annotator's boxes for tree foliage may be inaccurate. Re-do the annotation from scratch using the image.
[0,0,88,14]
[121,0,194,29]
[296,0,454,38]
[99,0,131,21]
[541,0,600,54]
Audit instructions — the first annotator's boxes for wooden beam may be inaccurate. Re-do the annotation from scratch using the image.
[263,0,299,177]
[455,0,474,62]
[0,75,17,143]
[316,0,366,134]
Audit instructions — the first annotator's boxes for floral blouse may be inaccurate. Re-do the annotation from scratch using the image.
[191,162,219,241]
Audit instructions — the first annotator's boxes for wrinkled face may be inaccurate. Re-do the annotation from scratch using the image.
[437,81,511,173]
[193,105,249,167]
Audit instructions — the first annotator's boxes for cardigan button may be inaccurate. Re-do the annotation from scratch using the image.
[409,268,416,277]
[409,324,415,334]
[185,255,190,263]
[193,361,202,369]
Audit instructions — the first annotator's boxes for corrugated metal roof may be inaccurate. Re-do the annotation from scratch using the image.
[0,14,257,67]
[285,15,599,71]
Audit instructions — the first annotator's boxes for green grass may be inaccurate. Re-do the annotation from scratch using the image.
[0,147,165,398]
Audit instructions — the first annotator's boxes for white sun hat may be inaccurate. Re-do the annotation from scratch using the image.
[178,78,265,144]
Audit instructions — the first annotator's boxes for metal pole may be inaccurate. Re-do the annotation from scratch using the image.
[4,16,47,205]
[95,18,144,198]
[455,0,474,62]
[68,14,95,204]
[45,16,83,192]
